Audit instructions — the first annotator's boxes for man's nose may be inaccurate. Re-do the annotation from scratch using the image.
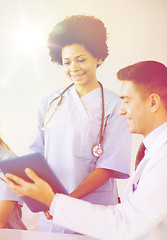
[119,103,127,116]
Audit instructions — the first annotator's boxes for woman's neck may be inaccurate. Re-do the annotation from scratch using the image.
[74,81,100,97]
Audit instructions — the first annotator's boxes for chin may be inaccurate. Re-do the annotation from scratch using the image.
[128,127,136,134]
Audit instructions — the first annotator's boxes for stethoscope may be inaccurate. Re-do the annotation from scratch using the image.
[38,82,106,158]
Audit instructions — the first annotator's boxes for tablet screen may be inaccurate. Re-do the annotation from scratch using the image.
[0,152,68,212]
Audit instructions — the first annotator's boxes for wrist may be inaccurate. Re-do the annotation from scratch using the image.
[46,191,55,207]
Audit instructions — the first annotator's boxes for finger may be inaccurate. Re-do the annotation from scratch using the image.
[5,173,27,186]
[0,176,7,183]
[5,177,24,196]
[25,168,42,185]
[5,174,35,197]
[5,177,18,188]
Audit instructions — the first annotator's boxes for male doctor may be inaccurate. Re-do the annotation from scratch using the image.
[6,60,167,240]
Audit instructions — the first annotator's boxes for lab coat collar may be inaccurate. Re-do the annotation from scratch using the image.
[71,85,101,120]
[143,122,167,158]
[124,122,167,199]
[71,85,90,119]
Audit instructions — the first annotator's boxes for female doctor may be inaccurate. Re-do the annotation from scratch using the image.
[29,15,131,233]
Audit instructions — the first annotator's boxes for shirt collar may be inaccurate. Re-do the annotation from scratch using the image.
[143,122,167,155]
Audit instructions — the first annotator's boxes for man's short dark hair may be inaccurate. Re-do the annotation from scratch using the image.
[117,60,167,109]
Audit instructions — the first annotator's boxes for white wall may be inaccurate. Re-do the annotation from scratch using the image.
[0,0,167,222]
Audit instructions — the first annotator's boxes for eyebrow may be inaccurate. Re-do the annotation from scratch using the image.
[62,54,87,60]
[76,54,87,58]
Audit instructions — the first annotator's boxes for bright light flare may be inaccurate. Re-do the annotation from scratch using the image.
[15,24,45,54]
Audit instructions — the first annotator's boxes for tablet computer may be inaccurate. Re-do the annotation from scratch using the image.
[0,152,68,212]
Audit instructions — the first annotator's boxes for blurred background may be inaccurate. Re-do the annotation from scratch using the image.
[0,0,167,230]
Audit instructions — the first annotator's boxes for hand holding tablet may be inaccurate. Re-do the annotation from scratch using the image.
[0,153,68,212]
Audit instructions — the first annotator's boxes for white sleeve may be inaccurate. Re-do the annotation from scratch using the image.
[0,147,23,206]
[0,178,23,206]
[29,99,46,155]
[29,90,63,155]
[50,153,167,240]
[96,100,132,178]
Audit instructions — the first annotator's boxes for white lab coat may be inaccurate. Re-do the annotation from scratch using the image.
[50,122,167,239]
[0,146,26,229]
[29,85,131,232]
[0,146,22,206]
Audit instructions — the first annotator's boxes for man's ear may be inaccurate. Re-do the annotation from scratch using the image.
[149,93,160,112]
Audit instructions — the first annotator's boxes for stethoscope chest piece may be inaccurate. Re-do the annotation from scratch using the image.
[92,144,103,157]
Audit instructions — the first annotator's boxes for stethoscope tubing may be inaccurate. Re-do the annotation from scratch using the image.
[38,82,106,157]
[38,83,74,131]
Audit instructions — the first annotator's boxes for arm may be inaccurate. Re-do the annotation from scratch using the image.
[49,155,167,239]
[96,99,132,179]
[5,167,120,206]
[0,200,16,228]
[6,152,167,239]
[70,101,132,199]
[70,168,124,199]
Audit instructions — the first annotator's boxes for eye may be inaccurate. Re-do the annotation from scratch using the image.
[77,58,86,63]
[63,61,70,65]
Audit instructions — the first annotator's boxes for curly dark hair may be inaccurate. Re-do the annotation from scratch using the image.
[48,15,109,66]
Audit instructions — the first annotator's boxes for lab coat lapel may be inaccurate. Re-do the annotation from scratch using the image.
[123,156,149,200]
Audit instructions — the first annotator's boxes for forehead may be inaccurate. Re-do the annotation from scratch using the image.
[120,81,140,98]
[62,43,90,58]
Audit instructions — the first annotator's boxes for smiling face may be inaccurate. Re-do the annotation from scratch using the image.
[119,81,152,137]
[61,43,102,96]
